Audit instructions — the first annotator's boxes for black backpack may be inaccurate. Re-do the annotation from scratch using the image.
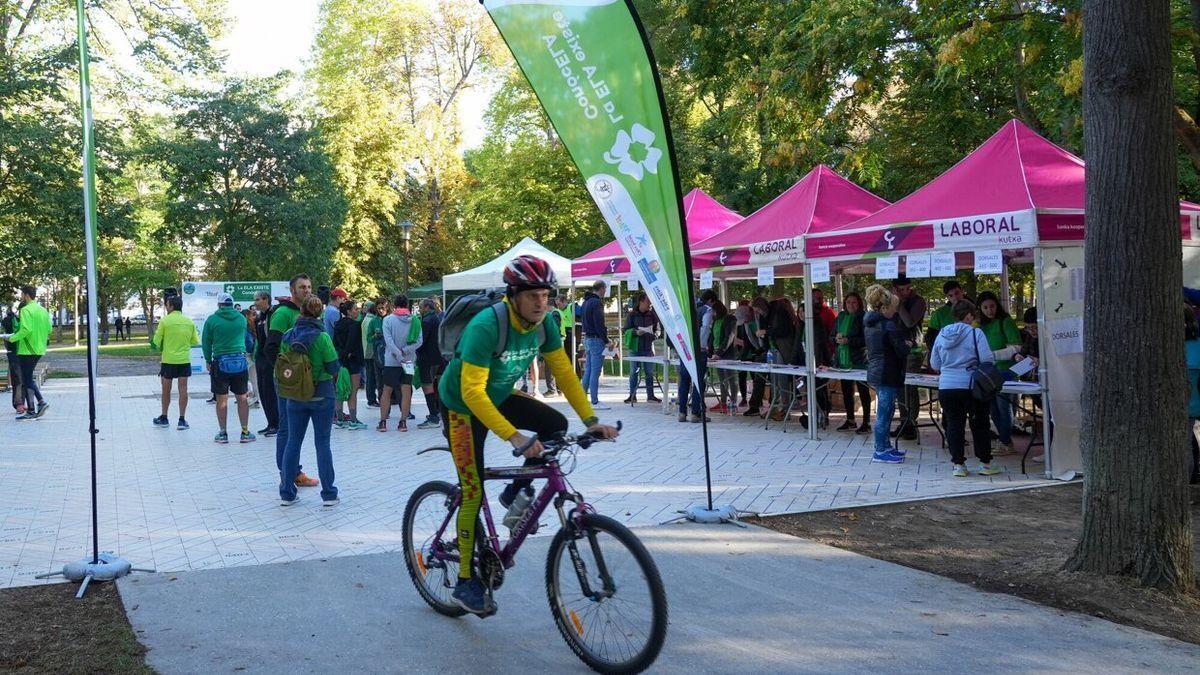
[439,290,546,360]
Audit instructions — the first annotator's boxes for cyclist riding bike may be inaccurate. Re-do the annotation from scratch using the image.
[438,254,619,615]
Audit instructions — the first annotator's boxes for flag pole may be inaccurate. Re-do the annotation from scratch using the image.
[37,0,155,597]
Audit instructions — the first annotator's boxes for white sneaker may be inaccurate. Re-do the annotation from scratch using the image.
[1031,454,1045,463]
[280,497,298,506]
[592,402,611,410]
[323,497,340,507]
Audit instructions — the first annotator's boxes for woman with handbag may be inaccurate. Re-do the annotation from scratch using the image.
[930,299,1003,477]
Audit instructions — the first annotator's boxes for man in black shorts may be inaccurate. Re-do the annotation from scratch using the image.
[202,292,256,444]
[151,295,200,429]
[415,297,445,429]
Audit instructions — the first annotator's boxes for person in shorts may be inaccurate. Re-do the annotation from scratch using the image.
[152,295,200,429]
[202,292,256,444]
[379,294,421,432]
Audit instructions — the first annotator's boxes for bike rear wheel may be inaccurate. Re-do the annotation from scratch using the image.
[402,480,468,617]
[546,514,668,674]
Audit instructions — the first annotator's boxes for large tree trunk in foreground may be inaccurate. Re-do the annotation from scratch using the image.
[1067,0,1194,592]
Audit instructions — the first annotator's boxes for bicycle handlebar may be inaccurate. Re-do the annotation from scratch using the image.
[511,420,623,457]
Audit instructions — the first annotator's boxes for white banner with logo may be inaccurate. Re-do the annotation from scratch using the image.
[181,281,288,373]
[930,209,1037,251]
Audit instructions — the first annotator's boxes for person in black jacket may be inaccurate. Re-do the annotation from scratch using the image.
[763,296,798,421]
[416,297,446,429]
[734,301,763,407]
[833,292,871,433]
[2,305,23,412]
[864,285,910,464]
[252,291,278,436]
[709,301,739,412]
[623,292,660,404]
[332,301,367,429]
[580,281,610,409]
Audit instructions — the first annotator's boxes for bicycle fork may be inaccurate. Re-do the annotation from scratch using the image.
[555,493,616,601]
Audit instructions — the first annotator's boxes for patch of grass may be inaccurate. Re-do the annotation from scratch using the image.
[46,369,84,379]
[0,582,151,673]
[47,342,158,358]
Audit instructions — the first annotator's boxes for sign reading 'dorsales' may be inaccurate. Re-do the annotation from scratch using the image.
[875,256,899,280]
[810,260,831,283]
[931,252,956,276]
[930,209,1036,251]
[974,249,1003,275]
[905,254,931,278]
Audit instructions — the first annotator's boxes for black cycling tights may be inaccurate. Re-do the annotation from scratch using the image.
[443,394,567,579]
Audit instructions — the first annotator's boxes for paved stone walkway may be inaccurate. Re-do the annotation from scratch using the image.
[118,524,1200,674]
[1,374,1056,588]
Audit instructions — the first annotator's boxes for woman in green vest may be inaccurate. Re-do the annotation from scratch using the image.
[834,292,871,434]
[977,291,1022,455]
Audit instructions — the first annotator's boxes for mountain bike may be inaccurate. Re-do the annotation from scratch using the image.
[402,422,668,674]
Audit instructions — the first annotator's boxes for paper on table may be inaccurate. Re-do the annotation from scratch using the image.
[1008,358,1036,377]
[810,260,831,283]
[931,251,956,276]
[757,266,775,286]
[699,270,713,289]
[906,254,931,278]
[875,256,899,279]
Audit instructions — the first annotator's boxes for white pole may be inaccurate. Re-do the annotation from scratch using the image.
[616,281,624,378]
[803,263,818,440]
[1033,248,1053,477]
[835,273,845,308]
[1001,259,1012,309]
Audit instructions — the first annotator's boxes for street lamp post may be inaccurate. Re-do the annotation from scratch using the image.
[400,219,413,295]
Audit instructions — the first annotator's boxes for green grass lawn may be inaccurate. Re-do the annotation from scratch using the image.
[46,341,158,358]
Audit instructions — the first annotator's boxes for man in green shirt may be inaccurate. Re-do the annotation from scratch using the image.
[151,295,201,429]
[263,274,319,488]
[924,280,966,354]
[202,292,256,444]
[1,285,52,419]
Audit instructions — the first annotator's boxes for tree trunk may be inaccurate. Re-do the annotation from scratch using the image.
[1067,0,1195,592]
[141,289,156,341]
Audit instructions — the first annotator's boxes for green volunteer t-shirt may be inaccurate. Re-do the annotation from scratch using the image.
[439,303,563,416]
[929,303,954,335]
[981,316,1022,371]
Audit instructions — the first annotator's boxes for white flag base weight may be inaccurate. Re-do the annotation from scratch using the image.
[35,552,155,599]
[662,504,750,527]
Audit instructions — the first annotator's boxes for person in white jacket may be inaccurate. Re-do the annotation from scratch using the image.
[930,300,1003,477]
[379,294,423,432]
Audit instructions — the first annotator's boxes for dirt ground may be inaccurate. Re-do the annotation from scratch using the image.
[750,483,1200,645]
[0,582,150,673]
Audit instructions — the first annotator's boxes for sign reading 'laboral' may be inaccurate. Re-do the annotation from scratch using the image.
[930,209,1037,250]
[484,0,699,384]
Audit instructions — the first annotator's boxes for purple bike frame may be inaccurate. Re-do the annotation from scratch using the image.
[430,460,589,569]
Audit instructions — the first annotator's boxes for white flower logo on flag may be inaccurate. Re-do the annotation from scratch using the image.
[604,123,663,181]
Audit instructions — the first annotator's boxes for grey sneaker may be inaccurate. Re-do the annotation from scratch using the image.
[678,413,688,422]
[417,417,441,430]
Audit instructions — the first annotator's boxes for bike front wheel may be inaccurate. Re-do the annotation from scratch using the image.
[546,514,668,674]
[402,480,467,617]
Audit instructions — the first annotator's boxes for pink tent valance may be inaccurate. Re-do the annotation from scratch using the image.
[806,119,1199,261]
[692,165,888,271]
[572,188,742,278]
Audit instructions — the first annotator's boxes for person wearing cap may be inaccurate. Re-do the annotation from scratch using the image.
[324,287,347,337]
[151,294,200,429]
[201,292,256,444]
[891,274,926,440]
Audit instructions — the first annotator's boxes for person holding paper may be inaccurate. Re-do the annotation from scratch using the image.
[929,300,1002,477]
[834,292,871,434]
[623,292,660,404]
[734,300,763,407]
[977,292,1023,455]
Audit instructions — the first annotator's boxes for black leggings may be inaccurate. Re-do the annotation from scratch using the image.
[18,354,42,410]
[443,394,567,579]
[840,381,872,421]
[940,389,993,465]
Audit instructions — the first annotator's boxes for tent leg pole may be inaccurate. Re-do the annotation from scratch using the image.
[1034,249,1053,477]
[803,264,818,441]
[616,282,623,379]
[1001,260,1012,310]
[835,274,845,308]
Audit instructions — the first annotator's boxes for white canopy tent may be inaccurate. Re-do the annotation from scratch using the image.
[442,237,574,291]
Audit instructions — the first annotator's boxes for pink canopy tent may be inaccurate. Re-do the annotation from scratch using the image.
[692,164,889,275]
[806,119,1200,261]
[572,188,742,279]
